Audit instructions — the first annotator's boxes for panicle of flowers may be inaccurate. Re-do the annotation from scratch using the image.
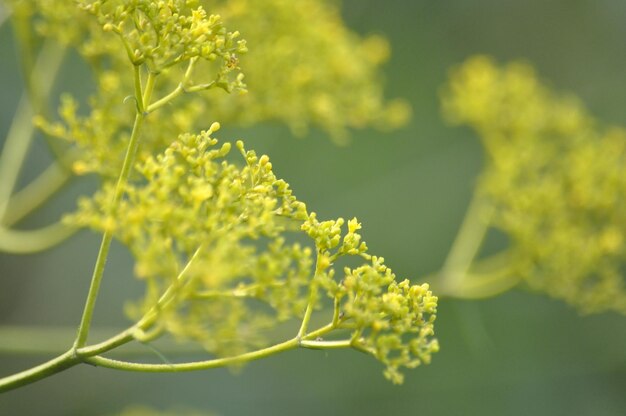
[69,123,312,356]
[441,55,626,314]
[80,0,247,72]
[202,0,411,142]
[7,0,437,382]
[70,124,438,380]
[302,214,439,384]
[12,0,412,182]
[24,0,246,178]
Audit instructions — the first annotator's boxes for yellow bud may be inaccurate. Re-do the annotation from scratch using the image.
[209,122,221,133]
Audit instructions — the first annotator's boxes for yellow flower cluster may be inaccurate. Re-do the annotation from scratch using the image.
[31,0,246,178]
[81,0,247,72]
[4,0,436,383]
[19,0,409,179]
[442,56,626,314]
[69,125,438,381]
[202,0,411,141]
[302,214,439,384]
[70,123,312,356]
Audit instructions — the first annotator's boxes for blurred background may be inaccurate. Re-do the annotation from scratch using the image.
[2,0,626,414]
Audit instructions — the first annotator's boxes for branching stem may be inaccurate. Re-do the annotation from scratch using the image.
[434,190,521,298]
[2,161,71,226]
[145,58,219,114]
[297,251,323,339]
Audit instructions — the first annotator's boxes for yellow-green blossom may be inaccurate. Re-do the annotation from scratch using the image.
[11,0,409,180]
[70,125,438,381]
[202,0,411,141]
[442,55,626,314]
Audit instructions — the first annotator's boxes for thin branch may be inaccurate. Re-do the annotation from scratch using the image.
[438,192,495,294]
[300,339,352,350]
[0,222,76,254]
[84,338,300,372]
[2,162,71,226]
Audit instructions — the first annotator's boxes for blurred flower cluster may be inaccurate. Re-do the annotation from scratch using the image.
[442,56,626,314]
[10,0,411,181]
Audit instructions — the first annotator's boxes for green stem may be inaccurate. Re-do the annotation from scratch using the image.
[0,350,79,393]
[300,339,352,349]
[85,338,301,372]
[0,95,36,222]
[0,222,76,254]
[0,296,339,391]
[146,58,201,113]
[2,161,70,226]
[0,40,66,221]
[0,249,196,393]
[440,250,520,298]
[142,72,156,113]
[438,192,494,295]
[134,245,204,330]
[0,317,340,391]
[430,250,520,299]
[0,329,137,393]
[73,66,155,349]
[83,322,341,373]
[0,326,130,356]
[305,322,335,340]
[297,251,323,339]
[0,39,67,249]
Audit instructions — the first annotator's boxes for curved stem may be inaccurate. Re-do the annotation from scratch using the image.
[0,222,76,254]
[146,58,199,113]
[0,40,66,221]
[0,40,68,256]
[300,339,352,350]
[2,162,70,226]
[0,350,79,393]
[297,251,323,339]
[85,338,300,372]
[0,316,341,391]
[0,274,341,392]
[84,321,341,373]
[438,192,495,296]
[432,250,520,299]
[0,326,130,356]
[0,96,34,222]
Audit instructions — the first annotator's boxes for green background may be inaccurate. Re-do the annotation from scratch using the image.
[2,0,626,414]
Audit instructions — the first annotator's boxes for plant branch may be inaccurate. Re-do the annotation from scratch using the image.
[2,161,71,226]
[430,249,521,299]
[84,338,300,372]
[0,222,77,254]
[300,339,352,349]
[0,39,65,216]
[297,251,323,339]
[73,65,155,349]
[146,59,210,114]
[0,350,80,393]
[437,191,497,296]
[83,320,343,373]
[0,262,341,393]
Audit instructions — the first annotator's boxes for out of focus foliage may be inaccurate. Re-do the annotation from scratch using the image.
[9,0,409,181]
[442,56,626,314]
